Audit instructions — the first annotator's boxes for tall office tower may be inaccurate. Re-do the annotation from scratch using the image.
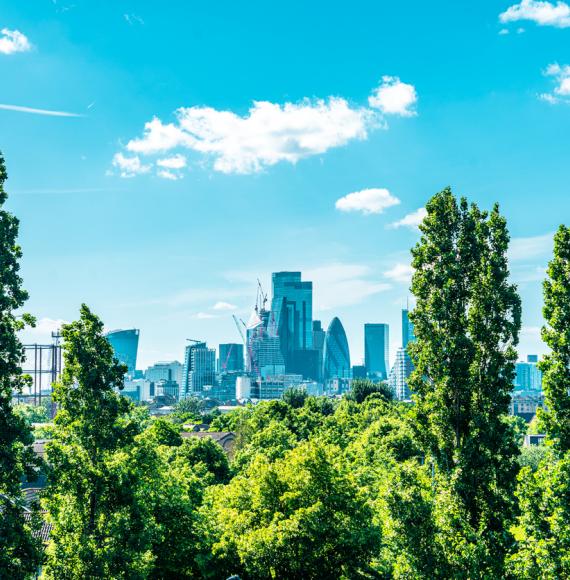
[247,307,286,379]
[364,323,389,380]
[514,356,543,391]
[312,320,326,382]
[145,361,183,386]
[182,342,216,398]
[388,347,414,400]
[218,343,244,372]
[105,329,140,377]
[323,317,351,381]
[402,309,415,349]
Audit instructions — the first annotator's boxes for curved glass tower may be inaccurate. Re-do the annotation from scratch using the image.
[105,329,139,376]
[323,317,351,381]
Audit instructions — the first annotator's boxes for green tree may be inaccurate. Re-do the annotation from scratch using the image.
[510,226,570,577]
[346,378,394,404]
[538,225,570,451]
[407,188,521,576]
[175,436,231,484]
[43,305,157,578]
[203,441,381,579]
[281,386,308,408]
[0,152,42,578]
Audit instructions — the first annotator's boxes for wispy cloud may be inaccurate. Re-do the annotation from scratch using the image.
[509,232,554,261]
[335,188,400,215]
[500,0,570,28]
[540,63,570,104]
[193,312,218,320]
[384,263,414,284]
[113,76,418,177]
[112,153,151,178]
[0,103,82,117]
[0,28,31,55]
[124,13,144,26]
[212,301,237,311]
[389,207,427,230]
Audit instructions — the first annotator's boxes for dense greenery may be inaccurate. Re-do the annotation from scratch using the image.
[4,174,570,578]
[0,153,42,578]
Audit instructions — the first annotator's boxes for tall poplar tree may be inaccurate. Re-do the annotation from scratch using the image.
[510,225,570,578]
[408,187,521,575]
[0,152,42,578]
[43,305,157,578]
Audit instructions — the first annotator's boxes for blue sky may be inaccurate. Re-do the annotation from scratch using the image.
[1,0,569,368]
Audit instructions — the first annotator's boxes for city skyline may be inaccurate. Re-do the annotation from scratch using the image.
[3,0,566,367]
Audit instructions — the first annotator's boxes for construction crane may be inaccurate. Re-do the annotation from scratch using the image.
[232,315,246,346]
[186,338,203,344]
[257,278,268,312]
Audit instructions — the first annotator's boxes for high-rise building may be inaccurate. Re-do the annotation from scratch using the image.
[247,307,286,379]
[218,343,244,373]
[182,342,216,398]
[388,347,414,400]
[145,361,183,386]
[364,323,389,380]
[270,271,320,379]
[312,320,326,382]
[514,355,543,391]
[323,317,351,381]
[106,329,140,377]
[402,309,415,349]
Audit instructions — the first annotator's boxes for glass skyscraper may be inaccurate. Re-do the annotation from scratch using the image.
[402,309,415,349]
[218,343,244,372]
[364,323,389,380]
[182,342,216,398]
[105,329,140,376]
[323,317,351,381]
[270,271,318,379]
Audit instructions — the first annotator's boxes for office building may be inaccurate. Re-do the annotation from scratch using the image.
[323,317,351,382]
[270,271,319,379]
[247,307,286,378]
[182,342,216,398]
[402,309,415,349]
[352,365,367,379]
[218,343,244,373]
[106,329,140,377]
[364,323,389,380]
[388,347,414,400]
[514,355,543,391]
[312,320,326,382]
[145,361,183,387]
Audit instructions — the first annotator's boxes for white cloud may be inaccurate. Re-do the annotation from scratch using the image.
[115,77,418,176]
[499,27,510,34]
[509,231,554,261]
[212,301,237,311]
[112,153,151,178]
[305,263,391,310]
[389,207,427,230]
[126,98,373,174]
[19,317,67,343]
[335,188,400,215]
[368,76,418,117]
[0,28,31,55]
[384,263,414,284]
[193,312,218,320]
[500,0,570,28]
[157,169,179,180]
[540,63,570,103]
[0,103,81,117]
[157,154,187,169]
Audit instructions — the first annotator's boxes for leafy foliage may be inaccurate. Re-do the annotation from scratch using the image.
[0,152,42,578]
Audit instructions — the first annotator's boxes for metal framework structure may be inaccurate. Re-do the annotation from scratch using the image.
[18,332,62,406]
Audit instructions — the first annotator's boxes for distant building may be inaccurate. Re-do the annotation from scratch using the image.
[352,365,367,379]
[514,355,543,391]
[388,347,414,400]
[122,378,152,402]
[402,309,415,349]
[271,271,320,380]
[247,308,286,378]
[106,329,139,377]
[251,373,304,400]
[510,391,545,422]
[312,320,326,382]
[364,323,389,380]
[145,361,183,386]
[182,342,216,398]
[323,317,351,382]
[218,343,244,373]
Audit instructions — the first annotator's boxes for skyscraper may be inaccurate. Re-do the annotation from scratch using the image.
[145,361,183,386]
[312,320,326,382]
[514,355,543,391]
[218,343,244,372]
[270,271,319,379]
[364,323,389,380]
[323,317,351,381]
[105,329,139,377]
[402,309,415,349]
[388,347,414,400]
[182,341,216,398]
